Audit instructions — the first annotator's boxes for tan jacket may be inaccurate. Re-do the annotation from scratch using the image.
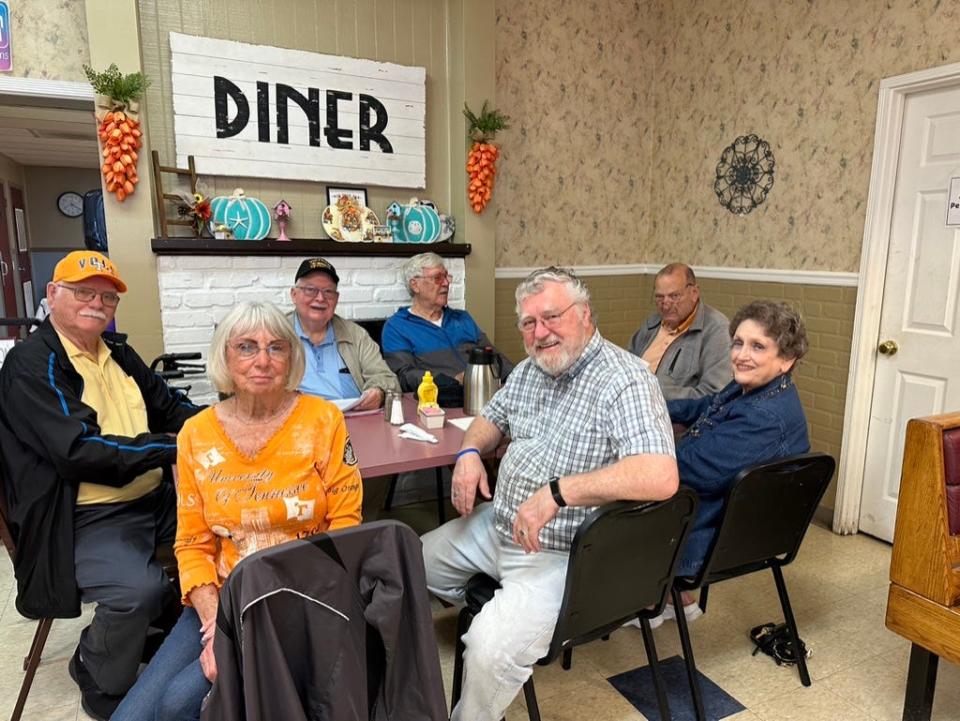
[292,312,401,395]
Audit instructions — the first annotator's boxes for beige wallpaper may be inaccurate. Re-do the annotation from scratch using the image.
[496,0,960,272]
[494,1,657,267]
[7,0,89,80]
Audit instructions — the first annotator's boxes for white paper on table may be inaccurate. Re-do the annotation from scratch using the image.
[332,397,362,412]
[448,417,475,432]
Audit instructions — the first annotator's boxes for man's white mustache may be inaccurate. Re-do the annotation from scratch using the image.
[79,310,108,321]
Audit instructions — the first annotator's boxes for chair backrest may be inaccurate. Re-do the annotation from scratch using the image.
[356,318,387,349]
[546,488,698,663]
[697,452,836,587]
[944,427,960,537]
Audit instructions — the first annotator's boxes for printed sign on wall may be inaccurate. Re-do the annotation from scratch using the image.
[0,1,12,73]
[170,32,426,188]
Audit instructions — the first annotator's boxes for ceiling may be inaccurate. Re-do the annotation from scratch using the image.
[0,100,100,169]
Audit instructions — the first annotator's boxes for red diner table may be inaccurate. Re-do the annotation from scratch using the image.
[345,394,476,525]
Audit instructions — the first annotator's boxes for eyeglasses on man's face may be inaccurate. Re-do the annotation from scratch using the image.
[653,283,694,305]
[517,302,579,333]
[229,340,291,360]
[56,283,121,308]
[416,271,452,286]
[294,285,339,300]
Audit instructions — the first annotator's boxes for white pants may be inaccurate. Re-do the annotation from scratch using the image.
[422,503,569,721]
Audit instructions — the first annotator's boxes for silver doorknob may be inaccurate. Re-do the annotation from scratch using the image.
[878,340,899,356]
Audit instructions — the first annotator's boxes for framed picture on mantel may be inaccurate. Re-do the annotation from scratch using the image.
[326,186,368,209]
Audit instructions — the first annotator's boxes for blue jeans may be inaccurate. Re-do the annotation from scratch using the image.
[111,607,211,721]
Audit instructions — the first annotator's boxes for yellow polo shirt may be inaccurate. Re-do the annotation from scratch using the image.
[58,332,163,504]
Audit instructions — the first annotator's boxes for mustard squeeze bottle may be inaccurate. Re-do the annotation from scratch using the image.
[417,371,439,411]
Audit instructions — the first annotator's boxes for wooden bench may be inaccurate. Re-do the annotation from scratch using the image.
[885,412,960,721]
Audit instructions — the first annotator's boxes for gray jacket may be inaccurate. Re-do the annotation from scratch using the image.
[628,302,732,400]
[293,313,401,395]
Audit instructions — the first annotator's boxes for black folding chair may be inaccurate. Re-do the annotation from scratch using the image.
[671,452,836,721]
[451,488,699,721]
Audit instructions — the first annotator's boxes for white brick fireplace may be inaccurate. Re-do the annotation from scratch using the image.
[156,254,466,405]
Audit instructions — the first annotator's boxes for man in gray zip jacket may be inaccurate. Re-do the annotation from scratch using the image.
[629,263,732,400]
[290,258,400,410]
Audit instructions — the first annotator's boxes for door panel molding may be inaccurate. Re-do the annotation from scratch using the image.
[836,60,960,534]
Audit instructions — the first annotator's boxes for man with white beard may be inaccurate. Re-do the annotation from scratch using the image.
[0,251,201,720]
[421,266,679,721]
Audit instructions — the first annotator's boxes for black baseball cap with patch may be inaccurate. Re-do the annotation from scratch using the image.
[295,258,340,284]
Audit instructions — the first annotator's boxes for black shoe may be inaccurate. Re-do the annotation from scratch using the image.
[69,647,123,721]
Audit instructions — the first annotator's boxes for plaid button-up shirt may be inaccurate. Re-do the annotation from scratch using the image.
[482,331,675,552]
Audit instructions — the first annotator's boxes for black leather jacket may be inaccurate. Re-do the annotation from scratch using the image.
[0,319,200,618]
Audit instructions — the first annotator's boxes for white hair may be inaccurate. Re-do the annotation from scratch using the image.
[400,252,446,295]
[514,266,593,319]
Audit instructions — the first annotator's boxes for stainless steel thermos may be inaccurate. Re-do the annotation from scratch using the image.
[463,346,500,416]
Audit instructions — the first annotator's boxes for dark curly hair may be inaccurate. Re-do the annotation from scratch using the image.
[729,300,808,360]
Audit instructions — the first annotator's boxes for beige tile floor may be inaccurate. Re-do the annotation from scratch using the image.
[2,513,959,721]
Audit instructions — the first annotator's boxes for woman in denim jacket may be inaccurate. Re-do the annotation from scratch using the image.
[664,300,810,624]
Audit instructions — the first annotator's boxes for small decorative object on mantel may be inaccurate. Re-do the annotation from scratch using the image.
[84,64,149,203]
[386,199,442,243]
[714,134,775,216]
[213,224,233,240]
[322,195,380,242]
[173,191,213,237]
[464,101,509,214]
[210,188,271,240]
[274,199,292,241]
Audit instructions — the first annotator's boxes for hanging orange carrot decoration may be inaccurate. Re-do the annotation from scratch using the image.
[84,64,150,203]
[464,102,509,214]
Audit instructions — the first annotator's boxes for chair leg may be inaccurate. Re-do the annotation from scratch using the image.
[640,617,673,721]
[673,586,706,721]
[902,643,938,721]
[523,676,541,721]
[451,608,473,709]
[561,648,572,670]
[698,584,709,613]
[383,474,398,511]
[771,565,810,686]
[12,618,53,721]
[435,467,446,526]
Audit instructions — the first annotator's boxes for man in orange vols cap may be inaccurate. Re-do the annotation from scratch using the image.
[0,250,202,720]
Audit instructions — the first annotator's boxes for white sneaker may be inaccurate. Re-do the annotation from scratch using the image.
[622,612,665,630]
[661,601,703,623]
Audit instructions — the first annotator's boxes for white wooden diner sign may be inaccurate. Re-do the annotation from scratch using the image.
[170,32,426,188]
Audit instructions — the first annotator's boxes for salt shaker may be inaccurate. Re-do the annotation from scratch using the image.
[388,395,405,425]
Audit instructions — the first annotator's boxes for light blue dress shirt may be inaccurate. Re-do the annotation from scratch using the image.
[295,315,362,400]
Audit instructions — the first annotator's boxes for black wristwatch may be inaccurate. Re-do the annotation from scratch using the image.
[548,476,567,507]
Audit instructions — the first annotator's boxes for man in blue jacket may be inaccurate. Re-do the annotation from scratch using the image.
[382,252,512,397]
[0,251,201,720]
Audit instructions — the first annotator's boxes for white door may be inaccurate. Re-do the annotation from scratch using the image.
[858,85,960,541]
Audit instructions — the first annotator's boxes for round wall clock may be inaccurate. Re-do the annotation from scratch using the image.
[714,135,775,216]
[57,191,84,218]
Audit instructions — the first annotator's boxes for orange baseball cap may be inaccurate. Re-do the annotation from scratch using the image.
[52,251,127,293]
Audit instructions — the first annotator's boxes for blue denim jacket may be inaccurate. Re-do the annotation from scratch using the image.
[667,373,809,576]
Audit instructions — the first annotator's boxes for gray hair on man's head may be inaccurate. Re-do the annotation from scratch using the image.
[514,266,593,318]
[400,252,447,295]
[207,301,305,394]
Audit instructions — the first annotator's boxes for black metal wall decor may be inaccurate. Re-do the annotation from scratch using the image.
[714,134,775,215]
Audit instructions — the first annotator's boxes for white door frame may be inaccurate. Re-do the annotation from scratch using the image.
[834,60,960,534]
[0,75,92,102]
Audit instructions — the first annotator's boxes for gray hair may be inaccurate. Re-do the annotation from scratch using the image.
[514,266,593,318]
[401,252,446,295]
[730,300,809,361]
[656,262,697,285]
[207,301,305,394]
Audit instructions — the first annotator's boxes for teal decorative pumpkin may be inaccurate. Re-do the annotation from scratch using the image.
[385,199,442,243]
[210,189,271,240]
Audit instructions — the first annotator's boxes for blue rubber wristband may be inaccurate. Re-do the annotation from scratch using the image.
[456,447,481,460]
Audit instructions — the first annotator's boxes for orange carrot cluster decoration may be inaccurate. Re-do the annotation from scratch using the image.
[464,102,509,214]
[98,110,142,202]
[84,64,150,203]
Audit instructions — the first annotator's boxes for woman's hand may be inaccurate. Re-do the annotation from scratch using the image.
[199,637,218,683]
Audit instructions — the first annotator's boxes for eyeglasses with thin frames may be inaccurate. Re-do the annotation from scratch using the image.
[230,340,291,360]
[56,283,121,308]
[517,301,579,333]
[294,285,339,300]
[416,272,452,286]
[653,283,694,305]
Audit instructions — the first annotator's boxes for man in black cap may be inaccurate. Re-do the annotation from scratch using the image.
[291,258,400,411]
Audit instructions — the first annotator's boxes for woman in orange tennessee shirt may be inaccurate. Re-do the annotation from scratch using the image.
[113,301,362,721]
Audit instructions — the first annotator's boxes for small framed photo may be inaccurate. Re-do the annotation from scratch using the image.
[326,186,368,209]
